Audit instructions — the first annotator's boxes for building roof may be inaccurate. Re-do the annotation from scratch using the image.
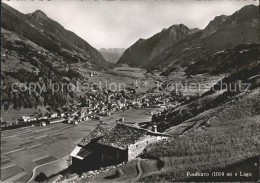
[78,125,113,146]
[71,124,169,160]
[78,123,169,150]
[98,124,169,149]
[97,124,149,149]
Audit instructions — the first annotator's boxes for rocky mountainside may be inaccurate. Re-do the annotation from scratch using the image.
[202,4,259,50]
[150,25,200,59]
[185,43,259,75]
[140,41,260,181]
[99,48,125,63]
[118,4,259,74]
[117,24,200,67]
[1,3,108,68]
[202,15,228,37]
[1,3,108,112]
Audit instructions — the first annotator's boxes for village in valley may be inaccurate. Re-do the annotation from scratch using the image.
[1,36,257,183]
[1,67,192,182]
[2,71,184,130]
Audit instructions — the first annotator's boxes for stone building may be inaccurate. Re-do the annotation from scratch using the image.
[70,123,168,171]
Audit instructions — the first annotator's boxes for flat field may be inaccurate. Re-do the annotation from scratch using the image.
[1,109,151,182]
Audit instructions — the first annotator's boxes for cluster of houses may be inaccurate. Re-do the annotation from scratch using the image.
[1,112,69,130]
[79,88,178,114]
[67,110,89,125]
[2,87,180,131]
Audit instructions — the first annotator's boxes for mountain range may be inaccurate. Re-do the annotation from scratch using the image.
[1,3,108,68]
[1,3,259,113]
[117,24,200,67]
[1,3,109,112]
[117,4,259,74]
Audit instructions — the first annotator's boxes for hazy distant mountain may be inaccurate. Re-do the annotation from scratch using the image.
[118,4,259,73]
[117,24,200,67]
[99,48,126,63]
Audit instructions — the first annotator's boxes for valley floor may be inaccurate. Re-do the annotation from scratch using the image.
[1,109,151,182]
[2,67,258,183]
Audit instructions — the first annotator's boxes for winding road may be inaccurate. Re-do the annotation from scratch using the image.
[132,158,143,183]
[27,156,69,183]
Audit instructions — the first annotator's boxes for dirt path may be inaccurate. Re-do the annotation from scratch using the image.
[27,156,69,183]
[131,158,143,183]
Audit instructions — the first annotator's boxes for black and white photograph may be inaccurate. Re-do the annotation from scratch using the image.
[1,0,259,182]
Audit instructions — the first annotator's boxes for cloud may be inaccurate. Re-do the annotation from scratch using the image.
[4,0,258,49]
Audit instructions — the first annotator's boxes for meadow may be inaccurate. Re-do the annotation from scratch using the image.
[140,88,260,181]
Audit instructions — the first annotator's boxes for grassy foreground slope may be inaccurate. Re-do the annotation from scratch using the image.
[141,88,260,182]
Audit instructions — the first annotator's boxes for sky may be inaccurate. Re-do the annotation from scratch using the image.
[4,0,258,49]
